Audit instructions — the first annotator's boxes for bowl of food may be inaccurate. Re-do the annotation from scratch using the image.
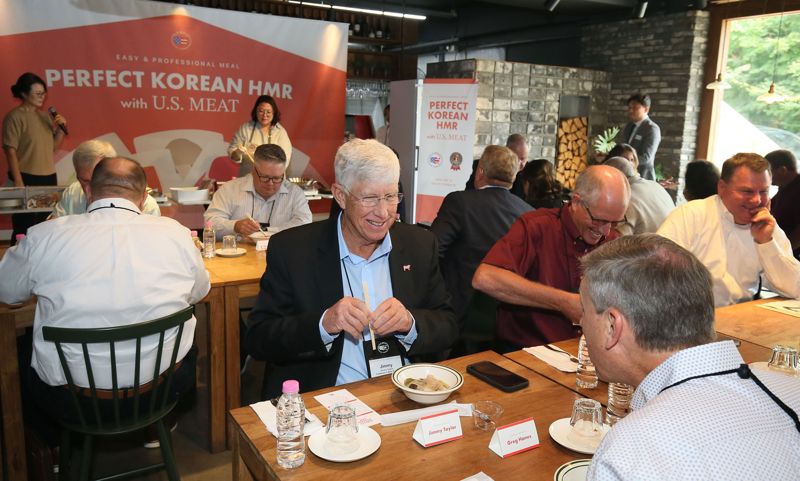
[392,364,463,404]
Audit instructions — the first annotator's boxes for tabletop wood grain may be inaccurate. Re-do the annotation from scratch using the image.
[715,298,800,349]
[230,351,592,481]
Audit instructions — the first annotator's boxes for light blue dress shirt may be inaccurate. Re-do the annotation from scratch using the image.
[318,214,417,385]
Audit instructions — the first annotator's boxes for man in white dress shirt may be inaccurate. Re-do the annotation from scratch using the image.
[204,143,311,239]
[657,152,800,306]
[580,234,800,481]
[51,139,161,218]
[0,156,210,449]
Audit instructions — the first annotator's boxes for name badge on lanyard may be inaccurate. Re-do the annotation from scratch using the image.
[363,337,405,378]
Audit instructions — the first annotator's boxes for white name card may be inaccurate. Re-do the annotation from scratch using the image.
[488,417,540,458]
[412,408,463,447]
[255,239,269,251]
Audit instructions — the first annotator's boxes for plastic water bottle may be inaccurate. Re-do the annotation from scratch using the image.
[14,234,25,244]
[202,222,216,258]
[606,382,634,426]
[190,230,203,251]
[276,380,305,469]
[576,334,598,389]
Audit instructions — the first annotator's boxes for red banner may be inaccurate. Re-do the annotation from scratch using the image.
[0,1,346,192]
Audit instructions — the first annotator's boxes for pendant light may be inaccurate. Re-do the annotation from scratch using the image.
[706,73,731,90]
[757,6,786,104]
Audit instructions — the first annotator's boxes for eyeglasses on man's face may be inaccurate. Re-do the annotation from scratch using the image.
[252,164,284,184]
[345,189,404,208]
[581,201,625,227]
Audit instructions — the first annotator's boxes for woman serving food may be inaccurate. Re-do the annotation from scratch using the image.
[228,95,292,177]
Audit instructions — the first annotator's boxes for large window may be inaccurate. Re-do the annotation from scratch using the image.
[711,12,800,165]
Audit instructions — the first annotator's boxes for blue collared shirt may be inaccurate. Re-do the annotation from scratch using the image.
[318,214,417,385]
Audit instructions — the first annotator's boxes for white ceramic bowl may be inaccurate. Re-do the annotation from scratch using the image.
[391,364,464,405]
[170,187,209,203]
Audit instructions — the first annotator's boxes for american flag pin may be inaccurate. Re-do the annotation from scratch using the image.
[403,264,412,272]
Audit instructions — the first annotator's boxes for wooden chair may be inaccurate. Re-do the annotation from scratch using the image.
[41,306,194,481]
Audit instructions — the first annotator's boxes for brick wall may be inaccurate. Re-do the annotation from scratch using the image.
[426,59,610,162]
[580,11,710,185]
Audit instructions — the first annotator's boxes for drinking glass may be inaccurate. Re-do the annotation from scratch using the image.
[472,400,503,431]
[768,345,798,373]
[324,404,359,455]
[222,235,237,252]
[568,398,603,445]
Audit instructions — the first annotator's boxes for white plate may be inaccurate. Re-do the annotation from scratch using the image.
[554,459,591,481]
[215,247,246,257]
[307,425,381,462]
[249,231,271,241]
[548,417,609,455]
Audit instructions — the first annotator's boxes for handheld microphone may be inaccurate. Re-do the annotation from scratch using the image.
[48,107,68,135]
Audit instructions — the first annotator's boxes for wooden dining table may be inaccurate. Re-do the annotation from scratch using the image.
[203,242,267,450]
[503,331,774,411]
[714,298,800,349]
[229,350,593,481]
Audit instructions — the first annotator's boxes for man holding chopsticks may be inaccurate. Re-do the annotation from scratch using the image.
[245,139,457,399]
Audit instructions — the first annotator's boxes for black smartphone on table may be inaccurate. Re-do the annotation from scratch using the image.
[467,361,529,392]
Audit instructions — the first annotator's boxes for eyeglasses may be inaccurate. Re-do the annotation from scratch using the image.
[581,201,626,227]
[30,90,47,97]
[252,164,284,184]
[256,109,273,116]
[345,189,404,208]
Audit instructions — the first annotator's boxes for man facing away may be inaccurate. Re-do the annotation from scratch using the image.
[0,156,209,441]
[430,145,532,328]
[51,139,160,217]
[620,93,661,181]
[204,143,311,239]
[602,156,674,235]
[580,234,800,480]
[765,149,800,257]
[245,139,457,398]
[472,165,630,351]
[658,152,800,306]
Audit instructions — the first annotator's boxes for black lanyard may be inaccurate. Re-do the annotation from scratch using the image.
[87,202,140,215]
[659,363,800,433]
[251,194,276,227]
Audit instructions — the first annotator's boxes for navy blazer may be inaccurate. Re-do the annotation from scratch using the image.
[430,187,532,324]
[245,218,457,398]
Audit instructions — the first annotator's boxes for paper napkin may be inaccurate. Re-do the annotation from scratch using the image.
[523,346,578,372]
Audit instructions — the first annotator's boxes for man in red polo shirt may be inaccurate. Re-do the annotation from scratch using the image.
[472,165,630,351]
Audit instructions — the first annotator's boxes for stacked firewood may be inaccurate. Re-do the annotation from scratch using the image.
[555,116,589,190]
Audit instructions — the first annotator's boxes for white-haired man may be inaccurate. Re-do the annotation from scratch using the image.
[51,139,160,217]
[245,139,457,398]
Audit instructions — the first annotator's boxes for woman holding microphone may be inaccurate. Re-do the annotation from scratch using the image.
[228,95,291,177]
[2,72,67,244]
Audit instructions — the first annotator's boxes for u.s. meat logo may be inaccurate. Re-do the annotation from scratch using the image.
[171,31,192,49]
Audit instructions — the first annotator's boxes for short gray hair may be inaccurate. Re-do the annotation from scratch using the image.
[72,140,116,172]
[479,145,518,184]
[603,156,636,179]
[573,165,630,204]
[254,143,287,165]
[334,139,399,190]
[581,234,715,352]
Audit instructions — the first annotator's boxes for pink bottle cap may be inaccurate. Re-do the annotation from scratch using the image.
[190,230,198,237]
[282,380,300,394]
[15,234,25,241]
